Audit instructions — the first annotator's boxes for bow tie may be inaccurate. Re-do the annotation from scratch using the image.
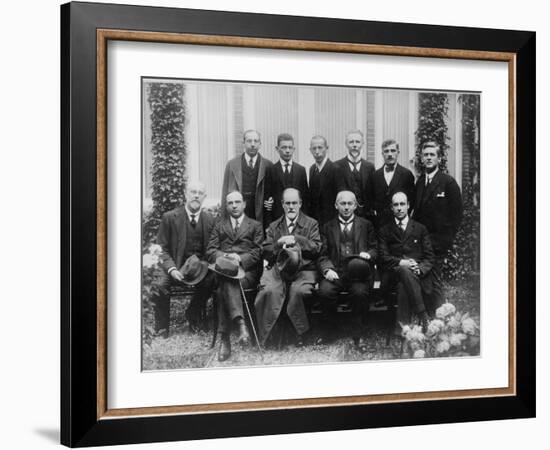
[385,165,395,172]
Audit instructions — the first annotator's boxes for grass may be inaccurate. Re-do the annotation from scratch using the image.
[142,276,480,371]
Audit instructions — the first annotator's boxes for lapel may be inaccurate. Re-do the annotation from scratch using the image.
[256,154,267,187]
[402,217,413,241]
[388,164,402,190]
[331,218,341,250]
[292,212,307,235]
[416,174,426,209]
[274,161,284,185]
[421,170,442,206]
[359,159,370,190]
[230,156,243,191]
[199,211,209,250]
[223,217,236,240]
[235,216,250,240]
[352,217,363,250]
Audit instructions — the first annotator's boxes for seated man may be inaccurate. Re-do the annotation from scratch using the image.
[378,192,435,332]
[152,181,215,337]
[255,188,322,346]
[317,191,377,349]
[206,191,264,361]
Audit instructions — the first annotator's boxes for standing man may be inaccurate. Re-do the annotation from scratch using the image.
[221,129,273,228]
[317,191,377,348]
[413,141,463,310]
[255,188,322,346]
[334,130,375,220]
[152,181,215,337]
[206,191,264,361]
[308,135,339,226]
[378,192,435,331]
[372,139,415,228]
[267,133,309,222]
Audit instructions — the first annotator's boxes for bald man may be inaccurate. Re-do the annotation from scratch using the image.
[378,192,435,331]
[317,191,377,348]
[153,181,215,337]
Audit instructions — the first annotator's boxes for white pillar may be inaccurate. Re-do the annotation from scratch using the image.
[242,85,255,132]
[455,95,463,189]
[298,88,315,168]
[185,83,200,182]
[226,85,235,160]
[374,90,384,168]
[408,92,419,174]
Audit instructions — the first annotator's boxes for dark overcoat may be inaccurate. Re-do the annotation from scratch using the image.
[255,212,322,343]
[267,160,310,223]
[334,157,375,219]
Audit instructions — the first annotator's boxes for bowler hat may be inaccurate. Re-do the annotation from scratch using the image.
[276,246,302,281]
[179,254,209,285]
[345,255,371,281]
[208,255,245,279]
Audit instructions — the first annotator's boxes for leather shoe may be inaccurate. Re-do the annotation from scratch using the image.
[218,335,231,362]
[419,311,431,333]
[236,321,251,346]
[353,337,368,353]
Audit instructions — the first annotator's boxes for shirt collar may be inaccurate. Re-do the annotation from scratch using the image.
[232,215,244,227]
[338,214,355,225]
[286,213,299,227]
[426,167,439,180]
[280,159,293,168]
[316,156,328,172]
[347,155,362,165]
[384,163,396,172]
[185,206,200,222]
[395,215,409,227]
[245,153,258,165]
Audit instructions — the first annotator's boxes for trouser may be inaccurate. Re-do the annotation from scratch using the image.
[394,266,427,325]
[317,277,369,340]
[429,251,447,315]
[216,275,256,334]
[151,269,214,333]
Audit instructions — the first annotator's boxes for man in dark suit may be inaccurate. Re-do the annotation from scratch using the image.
[317,191,377,348]
[152,181,215,337]
[221,129,273,228]
[308,135,339,226]
[413,141,463,310]
[266,133,309,222]
[372,139,415,229]
[255,188,322,347]
[206,191,264,361]
[334,130,375,220]
[378,192,435,331]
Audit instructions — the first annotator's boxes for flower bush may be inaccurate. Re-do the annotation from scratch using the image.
[142,244,163,347]
[400,302,480,358]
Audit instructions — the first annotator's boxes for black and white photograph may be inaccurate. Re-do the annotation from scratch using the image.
[141,78,481,370]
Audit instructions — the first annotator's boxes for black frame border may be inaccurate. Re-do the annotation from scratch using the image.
[61,1,535,447]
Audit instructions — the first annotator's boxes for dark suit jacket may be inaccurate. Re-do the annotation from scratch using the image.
[156,207,215,272]
[308,159,339,226]
[413,170,463,254]
[378,218,435,292]
[263,212,322,272]
[318,216,377,274]
[221,153,273,226]
[372,164,415,228]
[334,157,375,219]
[206,216,264,282]
[267,160,309,223]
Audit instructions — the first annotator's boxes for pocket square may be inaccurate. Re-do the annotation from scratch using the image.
[437,192,446,197]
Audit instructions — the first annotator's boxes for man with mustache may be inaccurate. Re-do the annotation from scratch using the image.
[152,181,215,337]
[206,190,264,361]
[372,139,415,229]
[334,130,375,221]
[255,188,322,346]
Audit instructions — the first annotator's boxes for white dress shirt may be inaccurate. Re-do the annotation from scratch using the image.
[245,154,258,168]
[425,167,439,185]
[384,164,396,185]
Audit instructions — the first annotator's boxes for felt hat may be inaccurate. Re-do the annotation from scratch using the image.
[179,254,209,286]
[208,255,245,279]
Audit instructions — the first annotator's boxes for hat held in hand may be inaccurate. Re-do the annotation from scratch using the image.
[276,245,302,281]
[345,255,372,281]
[208,255,245,279]
[179,254,209,285]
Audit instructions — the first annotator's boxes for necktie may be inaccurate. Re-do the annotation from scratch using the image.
[248,158,254,169]
[313,165,319,175]
[398,219,405,233]
[190,214,197,227]
[287,219,295,234]
[283,163,291,186]
[339,219,353,239]
[385,164,395,172]
[349,160,360,173]
[233,219,240,234]
[425,175,431,186]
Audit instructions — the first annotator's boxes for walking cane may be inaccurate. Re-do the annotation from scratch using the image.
[239,281,264,361]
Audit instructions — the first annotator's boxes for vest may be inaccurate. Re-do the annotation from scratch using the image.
[338,223,356,268]
[241,156,259,219]
[183,218,205,259]
[349,167,365,208]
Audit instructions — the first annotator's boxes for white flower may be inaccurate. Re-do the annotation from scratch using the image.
[447,314,461,331]
[426,319,445,337]
[148,244,163,256]
[436,340,451,354]
[413,349,426,358]
[435,302,456,319]
[143,253,156,268]
[461,317,477,335]
[407,325,425,342]
[449,333,468,347]
[143,197,154,213]
[400,324,412,338]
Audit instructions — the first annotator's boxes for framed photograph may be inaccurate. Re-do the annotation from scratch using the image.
[61,1,535,447]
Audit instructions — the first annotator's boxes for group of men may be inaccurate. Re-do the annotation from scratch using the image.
[151,129,463,362]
